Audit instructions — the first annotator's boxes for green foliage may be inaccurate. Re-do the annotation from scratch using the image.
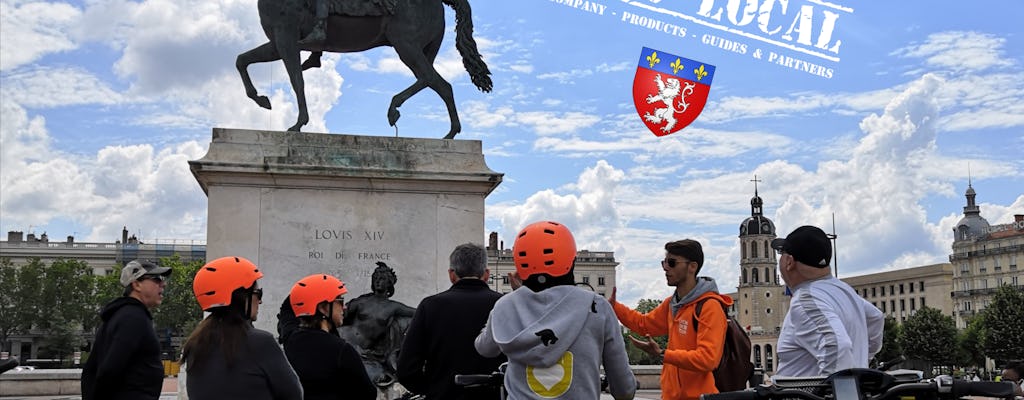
[956,316,986,368]
[875,317,903,364]
[41,259,95,331]
[899,306,958,365]
[979,285,1024,363]
[0,259,19,352]
[623,298,669,365]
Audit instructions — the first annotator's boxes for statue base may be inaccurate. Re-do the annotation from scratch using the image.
[189,128,502,333]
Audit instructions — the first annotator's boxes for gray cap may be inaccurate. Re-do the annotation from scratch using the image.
[119,260,172,286]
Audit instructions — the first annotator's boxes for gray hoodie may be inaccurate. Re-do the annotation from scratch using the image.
[475,285,636,400]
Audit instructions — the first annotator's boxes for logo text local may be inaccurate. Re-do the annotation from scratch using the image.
[690,0,848,56]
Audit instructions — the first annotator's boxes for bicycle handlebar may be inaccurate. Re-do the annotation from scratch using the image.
[701,376,1015,400]
[454,373,503,387]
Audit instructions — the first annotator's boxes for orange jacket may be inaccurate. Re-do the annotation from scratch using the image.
[613,291,732,400]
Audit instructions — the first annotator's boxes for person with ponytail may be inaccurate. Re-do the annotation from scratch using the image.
[181,256,303,400]
[278,274,376,400]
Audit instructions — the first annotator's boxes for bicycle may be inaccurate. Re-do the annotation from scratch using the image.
[700,366,1015,400]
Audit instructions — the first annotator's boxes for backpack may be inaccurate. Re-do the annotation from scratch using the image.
[692,297,754,392]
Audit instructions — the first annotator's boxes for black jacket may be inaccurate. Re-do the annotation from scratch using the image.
[278,297,376,400]
[396,278,506,400]
[81,296,163,400]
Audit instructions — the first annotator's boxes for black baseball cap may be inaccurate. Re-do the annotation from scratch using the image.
[771,226,832,268]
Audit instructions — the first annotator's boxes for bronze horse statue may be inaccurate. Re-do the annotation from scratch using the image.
[236,0,492,139]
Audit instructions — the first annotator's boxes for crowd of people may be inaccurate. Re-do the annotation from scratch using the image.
[78,222,1024,400]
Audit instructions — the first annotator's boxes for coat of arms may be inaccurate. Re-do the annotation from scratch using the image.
[633,47,716,136]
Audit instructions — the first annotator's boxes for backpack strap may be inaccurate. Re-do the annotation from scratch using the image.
[692,298,709,332]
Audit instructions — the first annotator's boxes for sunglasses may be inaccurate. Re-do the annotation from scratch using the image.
[252,288,263,300]
[138,275,167,283]
[661,258,691,269]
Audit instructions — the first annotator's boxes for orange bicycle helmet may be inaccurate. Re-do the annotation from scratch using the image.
[513,221,577,280]
[289,274,348,317]
[193,256,264,311]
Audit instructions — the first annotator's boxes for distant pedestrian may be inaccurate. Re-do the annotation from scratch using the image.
[81,260,171,400]
[182,256,303,400]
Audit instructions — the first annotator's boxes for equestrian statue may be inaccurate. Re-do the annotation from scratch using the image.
[236,0,492,139]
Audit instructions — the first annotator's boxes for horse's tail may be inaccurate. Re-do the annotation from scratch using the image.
[442,0,492,93]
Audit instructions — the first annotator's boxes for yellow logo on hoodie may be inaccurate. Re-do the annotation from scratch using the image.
[526,351,573,398]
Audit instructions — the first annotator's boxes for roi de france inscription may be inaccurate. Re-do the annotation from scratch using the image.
[308,229,392,278]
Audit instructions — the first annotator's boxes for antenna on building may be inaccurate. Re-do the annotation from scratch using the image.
[827,213,839,278]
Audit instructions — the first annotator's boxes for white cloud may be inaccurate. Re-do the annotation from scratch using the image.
[0,101,209,242]
[0,0,81,71]
[892,31,1015,72]
[0,66,123,107]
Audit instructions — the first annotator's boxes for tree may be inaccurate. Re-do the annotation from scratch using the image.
[12,259,45,341]
[980,284,1024,363]
[623,298,669,365]
[40,259,95,331]
[0,259,18,352]
[874,317,903,365]
[957,316,986,369]
[900,306,958,366]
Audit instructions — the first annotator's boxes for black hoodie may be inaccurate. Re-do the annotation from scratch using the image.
[81,296,163,400]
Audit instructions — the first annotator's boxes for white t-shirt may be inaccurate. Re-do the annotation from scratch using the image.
[776,275,884,377]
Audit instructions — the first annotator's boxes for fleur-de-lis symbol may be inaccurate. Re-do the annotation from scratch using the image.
[646,52,661,68]
[694,64,709,81]
[670,58,684,74]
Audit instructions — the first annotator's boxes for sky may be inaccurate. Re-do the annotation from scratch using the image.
[1,0,1022,307]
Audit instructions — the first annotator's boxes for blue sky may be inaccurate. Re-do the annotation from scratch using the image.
[2,0,1022,306]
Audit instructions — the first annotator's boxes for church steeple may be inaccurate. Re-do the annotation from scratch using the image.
[750,175,763,216]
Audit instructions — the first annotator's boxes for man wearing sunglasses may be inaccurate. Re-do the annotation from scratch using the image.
[772,226,883,377]
[611,239,733,400]
[82,260,172,400]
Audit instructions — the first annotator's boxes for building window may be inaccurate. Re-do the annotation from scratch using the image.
[960,263,969,275]
[765,345,774,373]
[872,287,877,297]
[502,275,509,284]
[1011,255,1017,269]
[1013,276,1019,286]
[742,242,747,259]
[764,240,770,258]
[899,284,905,294]
[598,276,606,286]
[881,286,886,296]
[980,279,988,289]
[998,277,1004,286]
[921,297,926,308]
[881,302,886,313]
[742,269,747,284]
[919,281,924,291]
[994,258,1001,272]
[751,242,758,259]
[890,300,895,312]
[765,268,770,283]
[766,308,772,314]
[910,298,916,310]
[754,345,762,368]
[765,292,771,298]
[582,276,590,284]
[753,268,760,283]
[909,283,914,293]
[900,299,905,311]
[890,285,895,295]
[979,260,987,273]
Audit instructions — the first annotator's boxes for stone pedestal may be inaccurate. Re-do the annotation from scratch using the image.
[189,128,502,333]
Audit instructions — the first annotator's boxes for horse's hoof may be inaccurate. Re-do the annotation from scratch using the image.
[301,58,321,71]
[287,125,301,132]
[256,96,272,110]
[387,107,399,125]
